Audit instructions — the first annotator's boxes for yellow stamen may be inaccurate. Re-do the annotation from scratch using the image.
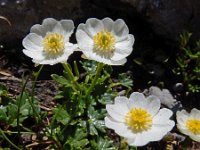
[93,31,115,52]
[186,119,200,135]
[42,33,64,56]
[125,108,152,132]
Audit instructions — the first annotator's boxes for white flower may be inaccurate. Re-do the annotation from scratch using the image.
[23,18,76,65]
[105,92,175,146]
[176,108,200,142]
[76,18,134,65]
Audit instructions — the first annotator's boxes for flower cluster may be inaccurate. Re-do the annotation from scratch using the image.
[22,18,200,148]
[23,18,134,65]
[105,92,175,146]
[105,92,200,146]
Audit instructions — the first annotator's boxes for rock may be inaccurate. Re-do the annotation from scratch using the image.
[173,83,184,92]
[0,0,83,47]
[143,86,182,110]
[1,0,200,50]
[120,0,200,44]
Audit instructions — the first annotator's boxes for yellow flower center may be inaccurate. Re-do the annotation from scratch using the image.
[93,31,115,52]
[186,119,200,135]
[125,108,153,133]
[42,33,65,56]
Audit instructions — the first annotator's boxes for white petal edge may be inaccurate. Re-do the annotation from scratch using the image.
[85,18,104,37]
[128,92,146,109]
[153,108,173,124]
[23,49,44,60]
[111,34,134,61]
[22,33,43,51]
[145,95,161,116]
[102,17,114,32]
[112,19,129,42]
[190,108,200,119]
[189,134,200,142]
[76,29,93,51]
[82,50,127,65]
[106,104,126,122]
[105,116,136,138]
[30,18,57,36]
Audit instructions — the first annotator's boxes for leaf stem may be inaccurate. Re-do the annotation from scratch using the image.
[30,65,44,123]
[62,63,81,91]
[17,76,29,147]
[85,63,104,98]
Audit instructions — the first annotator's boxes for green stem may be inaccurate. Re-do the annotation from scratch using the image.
[84,63,104,137]
[73,61,80,77]
[62,63,81,91]
[17,77,29,147]
[85,63,104,98]
[135,146,138,150]
[0,128,21,150]
[30,65,44,123]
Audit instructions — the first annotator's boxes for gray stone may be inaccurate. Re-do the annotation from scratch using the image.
[1,0,200,48]
[0,0,82,45]
[143,86,182,109]
[120,0,200,43]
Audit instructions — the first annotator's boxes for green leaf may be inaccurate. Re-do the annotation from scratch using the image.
[51,74,70,86]
[0,107,7,122]
[98,90,116,105]
[53,107,70,125]
[88,106,106,135]
[89,122,98,135]
[118,73,133,89]
[64,127,89,149]
[7,104,18,119]
[81,60,98,75]
[91,137,116,150]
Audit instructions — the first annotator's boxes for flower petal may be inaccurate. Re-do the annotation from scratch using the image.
[83,50,127,65]
[189,134,200,142]
[106,103,127,122]
[145,95,161,116]
[112,19,129,42]
[52,22,64,35]
[126,117,174,146]
[22,33,43,51]
[53,20,74,41]
[31,18,57,36]
[85,18,104,37]
[77,23,92,38]
[128,92,146,109]
[177,124,190,136]
[113,34,134,58]
[142,123,174,142]
[105,117,135,138]
[110,52,128,61]
[176,110,190,125]
[114,96,129,105]
[153,108,173,124]
[190,108,200,119]
[60,20,74,35]
[114,96,130,113]
[127,135,151,147]
[23,49,44,60]
[76,29,93,51]
[102,17,114,32]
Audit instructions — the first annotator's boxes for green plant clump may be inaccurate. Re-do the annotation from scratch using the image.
[173,32,200,93]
